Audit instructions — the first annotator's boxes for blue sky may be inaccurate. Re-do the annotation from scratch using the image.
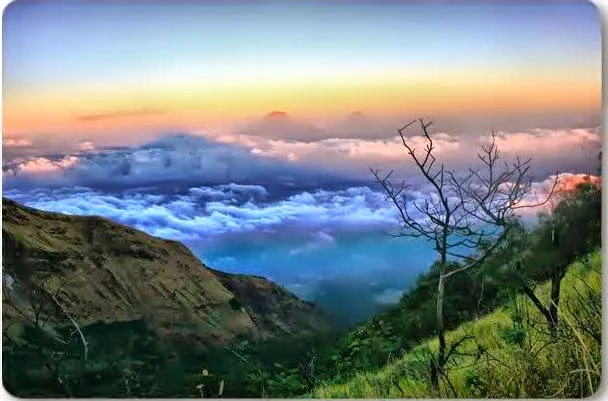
[5,0,600,91]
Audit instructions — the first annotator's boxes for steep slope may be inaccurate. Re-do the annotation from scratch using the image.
[314,251,601,398]
[2,198,329,346]
[213,268,327,337]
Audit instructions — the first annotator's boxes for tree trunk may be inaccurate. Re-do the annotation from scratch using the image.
[548,266,566,331]
[521,282,553,324]
[518,264,566,333]
[437,273,446,367]
[431,272,447,394]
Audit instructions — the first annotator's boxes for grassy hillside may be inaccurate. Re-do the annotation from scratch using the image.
[2,199,330,397]
[2,179,600,397]
[2,198,328,343]
[314,250,601,398]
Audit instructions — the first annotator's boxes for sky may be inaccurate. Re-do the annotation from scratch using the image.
[4,0,601,143]
[2,0,602,324]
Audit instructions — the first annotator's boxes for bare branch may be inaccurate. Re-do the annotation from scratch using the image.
[371,120,558,392]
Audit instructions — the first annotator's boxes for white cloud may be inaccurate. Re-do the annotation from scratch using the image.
[77,141,96,151]
[5,169,588,248]
[4,137,33,148]
[234,133,461,179]
[3,125,600,190]
[4,185,401,241]
[492,127,600,155]
[226,126,600,179]
[14,155,79,174]
[3,134,330,189]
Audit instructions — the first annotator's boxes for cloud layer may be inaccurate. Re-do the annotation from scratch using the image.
[205,124,600,180]
[6,168,587,247]
[4,185,399,241]
[4,122,600,193]
[3,134,344,190]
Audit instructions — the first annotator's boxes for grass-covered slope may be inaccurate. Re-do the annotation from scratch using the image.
[314,251,601,398]
[2,198,332,397]
[2,198,329,344]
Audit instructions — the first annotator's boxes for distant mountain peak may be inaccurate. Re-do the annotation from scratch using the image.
[348,110,366,120]
[264,110,290,120]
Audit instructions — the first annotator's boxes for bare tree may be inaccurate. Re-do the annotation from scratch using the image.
[371,119,556,393]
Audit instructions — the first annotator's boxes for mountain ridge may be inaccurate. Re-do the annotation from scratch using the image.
[2,198,330,347]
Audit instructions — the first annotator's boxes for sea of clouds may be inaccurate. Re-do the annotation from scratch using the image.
[4,184,401,242]
[2,127,600,321]
[2,129,596,265]
[3,134,346,190]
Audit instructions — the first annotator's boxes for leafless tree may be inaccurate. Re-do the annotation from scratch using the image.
[371,119,557,393]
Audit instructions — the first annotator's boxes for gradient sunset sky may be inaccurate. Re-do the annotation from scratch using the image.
[4,0,601,144]
[3,0,602,319]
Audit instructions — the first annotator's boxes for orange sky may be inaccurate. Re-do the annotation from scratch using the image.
[4,68,600,141]
[3,0,601,144]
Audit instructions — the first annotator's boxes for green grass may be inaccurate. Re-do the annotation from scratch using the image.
[314,250,601,398]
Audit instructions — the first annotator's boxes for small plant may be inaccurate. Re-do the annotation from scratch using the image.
[501,326,526,347]
[464,369,486,397]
